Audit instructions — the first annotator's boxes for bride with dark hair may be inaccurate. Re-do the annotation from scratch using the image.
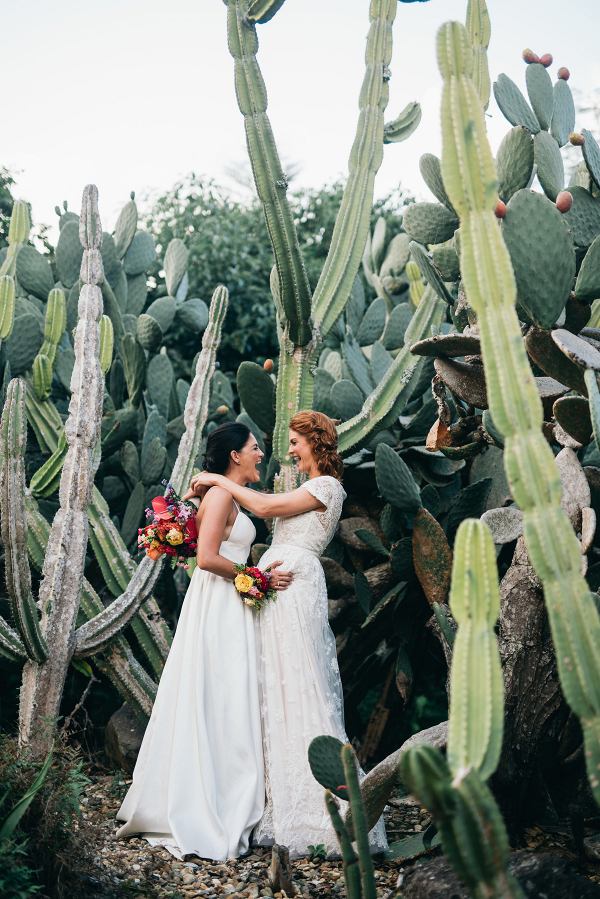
[116,422,293,860]
[191,411,387,857]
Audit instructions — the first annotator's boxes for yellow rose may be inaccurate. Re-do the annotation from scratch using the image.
[235,573,253,594]
[166,528,184,546]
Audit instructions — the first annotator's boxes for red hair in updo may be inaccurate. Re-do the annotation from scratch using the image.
[289,411,344,481]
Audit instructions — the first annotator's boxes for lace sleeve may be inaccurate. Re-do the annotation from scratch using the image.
[303,476,346,509]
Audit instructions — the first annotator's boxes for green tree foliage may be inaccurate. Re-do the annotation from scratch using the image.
[144,176,413,370]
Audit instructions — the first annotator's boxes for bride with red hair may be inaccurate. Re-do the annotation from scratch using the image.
[191,411,387,857]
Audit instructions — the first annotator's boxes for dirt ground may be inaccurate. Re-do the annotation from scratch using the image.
[72,769,600,898]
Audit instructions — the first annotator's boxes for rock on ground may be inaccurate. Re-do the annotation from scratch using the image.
[105,702,146,774]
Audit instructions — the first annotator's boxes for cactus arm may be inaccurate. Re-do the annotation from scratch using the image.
[0,615,27,662]
[311,0,398,339]
[245,0,286,24]
[341,744,376,899]
[324,790,362,899]
[447,519,503,782]
[226,0,312,346]
[437,21,600,804]
[170,284,229,494]
[465,0,490,112]
[0,275,16,342]
[30,430,67,498]
[337,286,444,453]
[0,201,30,317]
[24,382,62,455]
[20,186,106,749]
[0,379,48,662]
[73,559,163,656]
[25,496,156,723]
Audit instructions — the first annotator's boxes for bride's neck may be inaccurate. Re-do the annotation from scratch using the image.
[223,469,248,488]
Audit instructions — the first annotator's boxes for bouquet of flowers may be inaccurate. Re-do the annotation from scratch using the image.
[138,480,198,569]
[233,564,277,611]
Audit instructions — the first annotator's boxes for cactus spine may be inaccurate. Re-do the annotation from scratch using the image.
[437,18,600,805]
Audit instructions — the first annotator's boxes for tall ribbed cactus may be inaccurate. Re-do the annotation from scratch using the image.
[229,0,425,487]
[16,185,105,751]
[0,186,230,751]
[436,18,600,806]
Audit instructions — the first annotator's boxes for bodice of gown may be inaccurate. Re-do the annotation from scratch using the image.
[219,510,256,565]
[271,476,346,555]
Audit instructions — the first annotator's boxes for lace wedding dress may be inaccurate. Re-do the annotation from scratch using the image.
[253,475,388,858]
[116,504,264,860]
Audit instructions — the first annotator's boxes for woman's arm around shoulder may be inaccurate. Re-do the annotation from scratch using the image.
[189,473,332,519]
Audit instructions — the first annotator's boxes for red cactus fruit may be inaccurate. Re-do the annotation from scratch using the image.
[556,191,573,213]
[263,359,274,372]
[557,67,570,80]
[494,199,507,219]
[522,48,536,64]
[540,53,553,68]
[569,132,586,146]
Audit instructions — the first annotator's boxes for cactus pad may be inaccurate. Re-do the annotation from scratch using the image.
[126,272,148,316]
[382,303,412,351]
[331,379,364,421]
[141,437,168,486]
[177,298,209,333]
[410,242,454,305]
[313,368,336,419]
[114,197,138,259]
[496,126,534,204]
[553,396,592,445]
[323,350,343,382]
[375,444,422,513]
[55,348,75,392]
[342,331,373,396]
[147,353,174,420]
[307,735,348,801]
[402,202,459,246]
[582,129,600,191]
[55,220,84,289]
[502,188,575,328]
[237,361,275,433]
[431,247,460,282]
[121,481,146,547]
[123,231,156,277]
[551,79,576,148]
[563,187,600,248]
[346,276,366,334]
[380,233,411,279]
[15,246,54,300]
[533,130,564,202]
[8,313,43,375]
[121,333,146,407]
[493,73,539,133]
[576,235,600,302]
[370,341,393,383]
[525,63,554,132]
[164,239,189,297]
[146,297,176,334]
[356,297,386,346]
[419,153,455,212]
[136,313,163,352]
[100,232,122,288]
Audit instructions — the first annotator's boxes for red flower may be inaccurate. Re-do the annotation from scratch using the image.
[152,496,174,521]
[162,545,177,556]
[185,518,198,540]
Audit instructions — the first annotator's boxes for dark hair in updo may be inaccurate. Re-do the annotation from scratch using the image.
[202,422,251,475]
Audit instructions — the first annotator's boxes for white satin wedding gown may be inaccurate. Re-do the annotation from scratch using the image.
[116,503,264,860]
[253,475,388,858]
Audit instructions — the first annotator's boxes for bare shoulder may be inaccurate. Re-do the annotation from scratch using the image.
[202,485,234,509]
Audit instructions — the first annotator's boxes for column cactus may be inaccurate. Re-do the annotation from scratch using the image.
[15,184,106,753]
[229,0,426,486]
[436,18,600,805]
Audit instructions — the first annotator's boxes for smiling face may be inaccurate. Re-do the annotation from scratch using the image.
[233,432,263,483]
[287,428,315,473]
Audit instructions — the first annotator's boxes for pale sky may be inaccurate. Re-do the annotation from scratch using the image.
[3,0,600,243]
